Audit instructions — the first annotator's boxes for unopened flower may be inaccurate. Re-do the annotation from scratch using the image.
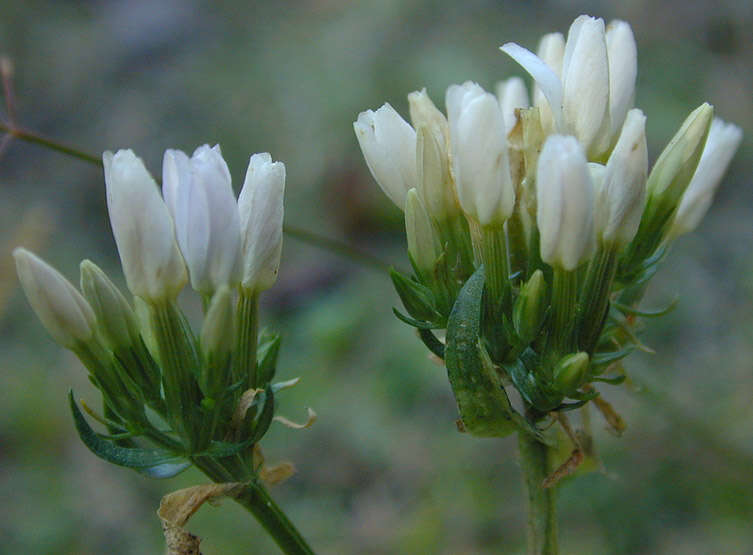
[80,259,140,350]
[595,108,647,246]
[354,103,417,209]
[14,248,96,348]
[238,153,285,293]
[162,145,241,296]
[537,135,595,270]
[670,118,743,237]
[560,15,610,155]
[409,90,457,221]
[553,352,590,394]
[104,149,187,302]
[646,103,714,207]
[446,81,515,226]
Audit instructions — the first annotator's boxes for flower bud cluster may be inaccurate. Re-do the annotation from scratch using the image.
[354,15,741,435]
[15,145,297,477]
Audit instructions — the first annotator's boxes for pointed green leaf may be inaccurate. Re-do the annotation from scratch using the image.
[69,391,186,470]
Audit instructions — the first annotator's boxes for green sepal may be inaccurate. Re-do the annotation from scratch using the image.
[69,391,187,472]
[612,297,678,318]
[418,328,445,359]
[591,346,634,370]
[555,397,595,411]
[390,268,443,325]
[393,307,437,330]
[256,330,281,385]
[592,374,627,385]
[445,266,518,437]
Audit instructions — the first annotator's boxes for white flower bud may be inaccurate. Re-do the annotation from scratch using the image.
[14,248,96,348]
[646,103,714,204]
[408,89,457,220]
[496,77,530,135]
[670,118,743,237]
[408,88,449,145]
[446,81,515,226]
[595,109,647,246]
[561,15,610,154]
[537,135,595,270]
[162,145,241,295]
[238,153,285,293]
[416,126,457,221]
[104,149,187,302]
[80,259,140,350]
[605,20,637,141]
[405,188,440,276]
[353,103,417,209]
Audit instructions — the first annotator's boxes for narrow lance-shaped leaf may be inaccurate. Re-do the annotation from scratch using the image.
[444,266,517,437]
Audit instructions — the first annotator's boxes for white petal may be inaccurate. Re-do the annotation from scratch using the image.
[501,42,564,132]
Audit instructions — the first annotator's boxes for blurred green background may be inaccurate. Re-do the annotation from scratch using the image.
[1,1,751,553]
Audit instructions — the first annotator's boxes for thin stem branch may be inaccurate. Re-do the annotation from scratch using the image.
[282,224,392,273]
[0,118,393,272]
[0,121,104,166]
[518,431,558,555]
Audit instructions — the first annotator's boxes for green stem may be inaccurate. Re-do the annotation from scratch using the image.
[234,481,315,555]
[518,432,558,555]
[192,458,315,555]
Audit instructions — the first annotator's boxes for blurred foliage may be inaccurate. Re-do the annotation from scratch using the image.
[0,0,751,553]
